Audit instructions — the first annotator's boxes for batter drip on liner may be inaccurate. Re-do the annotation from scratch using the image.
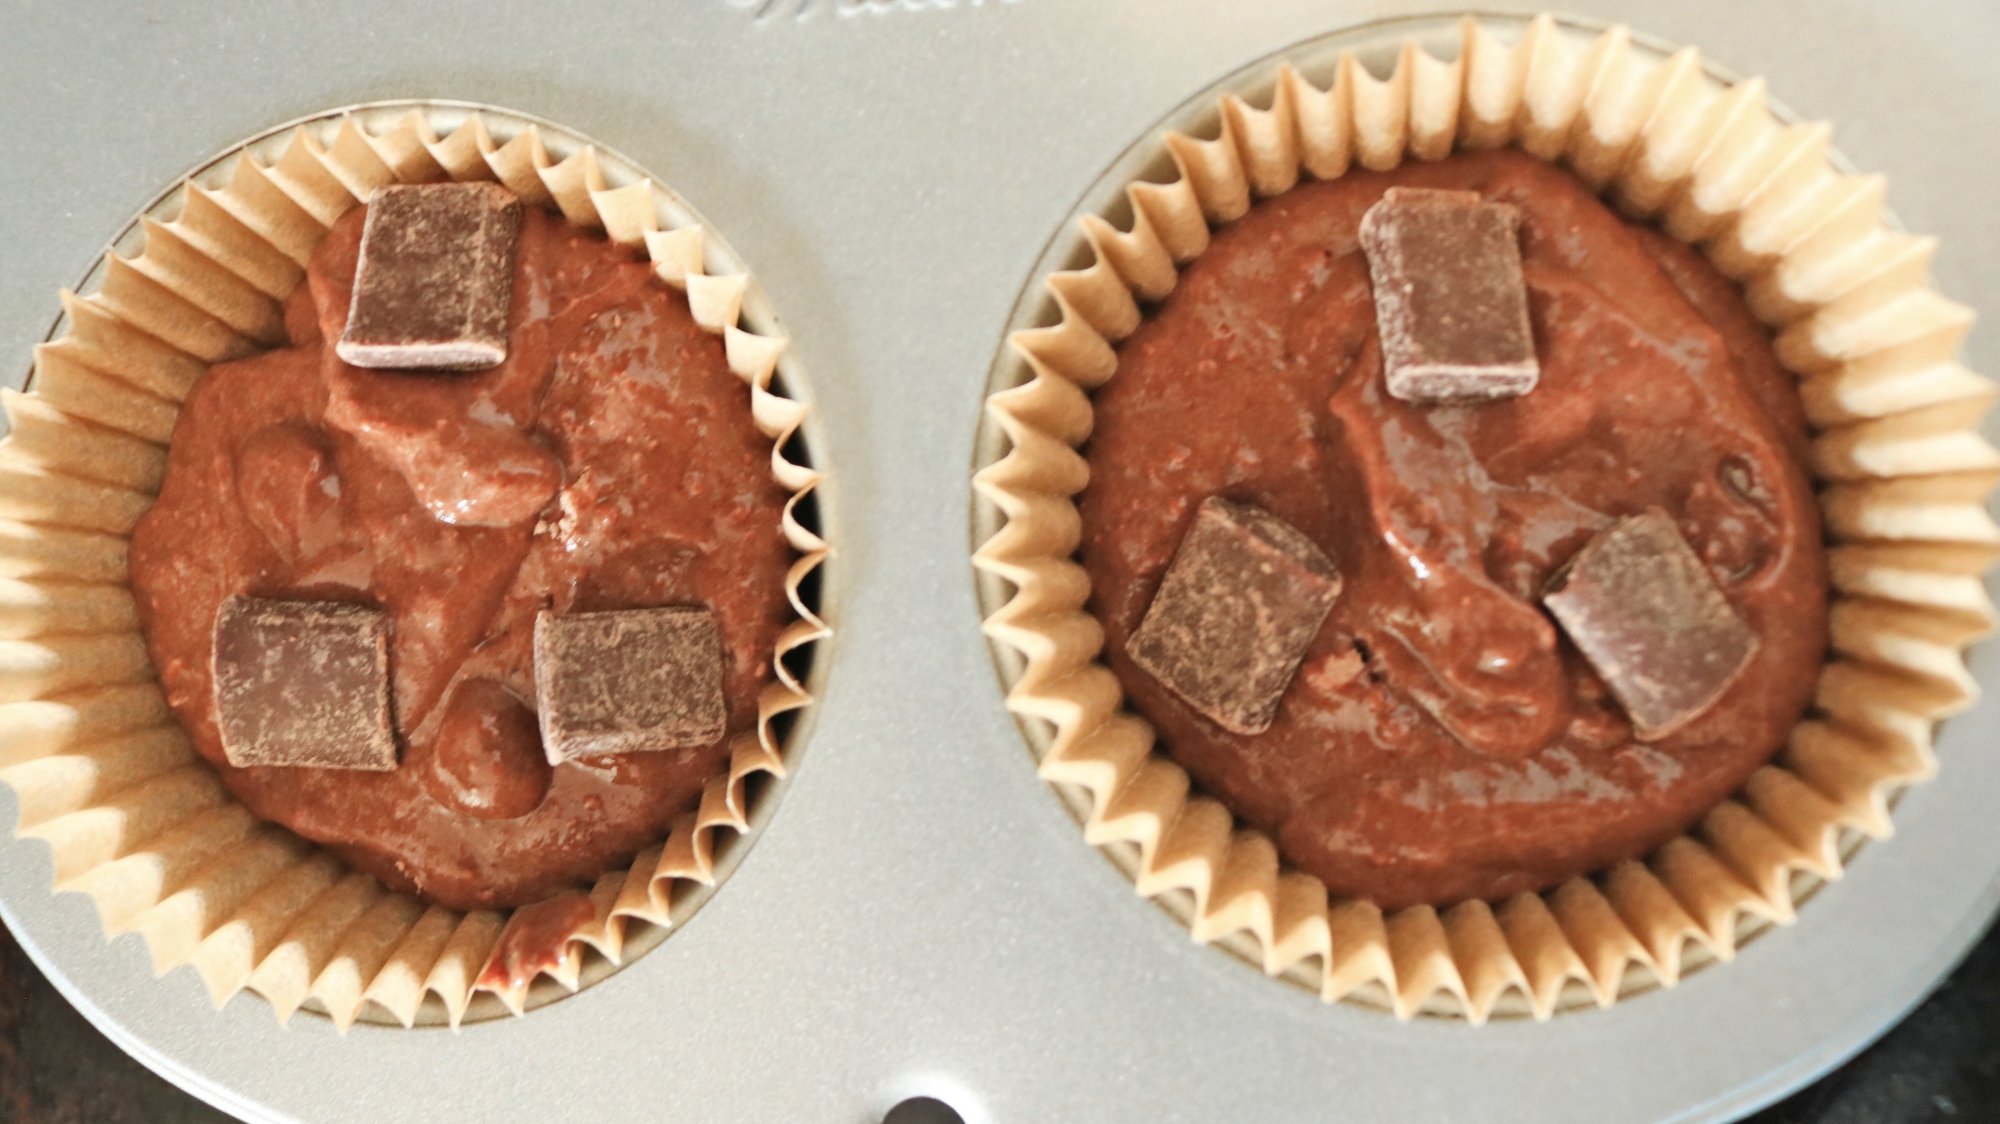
[1081,148,1829,912]
[129,204,794,912]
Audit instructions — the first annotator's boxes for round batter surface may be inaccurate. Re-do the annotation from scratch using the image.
[1080,149,1829,911]
[130,204,793,912]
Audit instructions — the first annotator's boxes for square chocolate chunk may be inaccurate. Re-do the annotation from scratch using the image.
[1543,509,1759,741]
[212,596,397,770]
[1127,498,1343,735]
[1359,187,1539,402]
[336,183,522,371]
[533,607,727,764]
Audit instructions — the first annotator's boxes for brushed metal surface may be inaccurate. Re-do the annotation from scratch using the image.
[1,2,1997,1122]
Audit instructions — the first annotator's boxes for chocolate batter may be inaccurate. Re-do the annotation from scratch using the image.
[130,204,792,912]
[1081,149,1828,911]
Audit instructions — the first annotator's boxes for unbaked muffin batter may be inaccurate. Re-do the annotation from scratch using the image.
[1081,149,1828,910]
[131,205,792,912]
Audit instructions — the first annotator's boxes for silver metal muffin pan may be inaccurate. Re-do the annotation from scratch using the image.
[3,1,1998,1120]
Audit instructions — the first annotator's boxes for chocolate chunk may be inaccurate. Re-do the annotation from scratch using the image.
[212,596,396,770]
[1543,509,1758,741]
[336,183,522,371]
[1128,498,1343,735]
[1359,187,1539,402]
[533,607,726,764]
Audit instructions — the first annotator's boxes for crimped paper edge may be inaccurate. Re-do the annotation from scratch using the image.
[973,14,1998,1022]
[0,105,830,1030]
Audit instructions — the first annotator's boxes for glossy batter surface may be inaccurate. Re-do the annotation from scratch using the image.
[130,205,792,911]
[1081,149,1829,910]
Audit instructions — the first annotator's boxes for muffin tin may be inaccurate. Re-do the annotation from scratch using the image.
[2,2,1997,1121]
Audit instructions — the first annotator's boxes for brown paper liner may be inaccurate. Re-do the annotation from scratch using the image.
[0,106,829,1029]
[974,15,1998,1021]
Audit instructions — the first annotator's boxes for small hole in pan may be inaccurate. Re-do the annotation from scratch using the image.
[883,1096,966,1124]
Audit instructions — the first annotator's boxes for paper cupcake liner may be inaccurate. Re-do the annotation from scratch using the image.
[974,14,1997,1022]
[0,105,830,1029]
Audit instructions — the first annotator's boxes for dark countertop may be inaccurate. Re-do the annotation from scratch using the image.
[1,925,221,1124]
[3,917,1996,1123]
